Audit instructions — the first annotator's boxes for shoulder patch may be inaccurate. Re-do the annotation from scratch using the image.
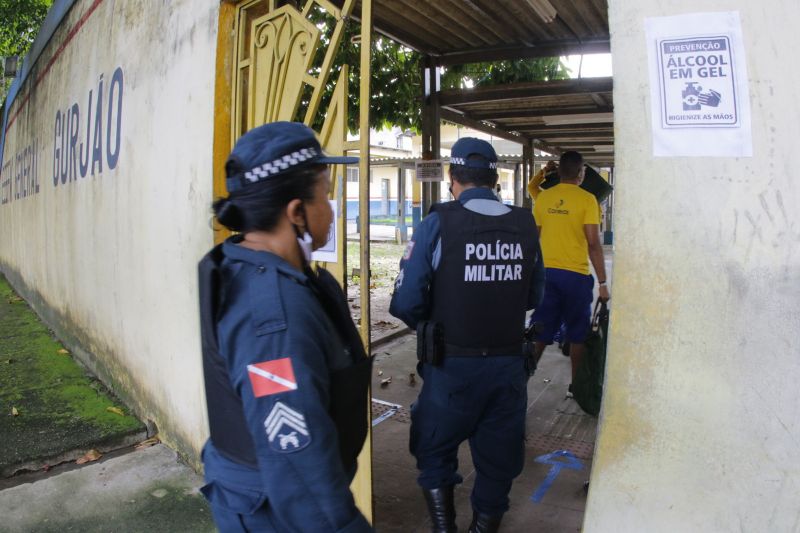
[403,240,415,260]
[247,358,297,397]
[264,401,311,453]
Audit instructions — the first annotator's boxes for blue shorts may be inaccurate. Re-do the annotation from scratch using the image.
[530,268,593,344]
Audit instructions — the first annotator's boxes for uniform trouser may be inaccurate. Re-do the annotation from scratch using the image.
[207,501,279,532]
[201,443,281,532]
[409,356,529,516]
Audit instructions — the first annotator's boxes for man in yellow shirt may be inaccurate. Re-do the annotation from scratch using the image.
[531,151,610,396]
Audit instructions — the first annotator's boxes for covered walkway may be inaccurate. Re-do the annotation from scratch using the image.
[369,248,613,531]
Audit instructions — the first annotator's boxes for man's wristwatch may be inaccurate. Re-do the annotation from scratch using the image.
[598,280,607,286]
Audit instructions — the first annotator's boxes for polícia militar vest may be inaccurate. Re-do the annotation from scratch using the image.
[430,200,539,351]
[198,245,371,472]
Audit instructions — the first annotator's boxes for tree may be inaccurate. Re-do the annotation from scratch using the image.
[0,0,53,102]
[303,7,570,134]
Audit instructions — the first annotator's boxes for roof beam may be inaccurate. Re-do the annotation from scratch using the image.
[439,108,527,145]
[439,108,563,154]
[438,77,613,106]
[517,124,614,135]
[590,93,608,106]
[433,39,610,67]
[520,130,614,139]
[458,105,614,121]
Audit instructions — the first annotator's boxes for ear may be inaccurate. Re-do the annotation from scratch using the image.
[286,199,306,228]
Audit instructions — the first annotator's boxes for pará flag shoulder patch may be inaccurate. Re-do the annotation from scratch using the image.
[247,358,297,398]
[264,401,311,452]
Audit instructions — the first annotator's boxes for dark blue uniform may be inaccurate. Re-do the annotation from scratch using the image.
[200,237,373,532]
[390,187,544,516]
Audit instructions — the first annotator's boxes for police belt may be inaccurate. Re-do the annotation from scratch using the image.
[443,342,528,357]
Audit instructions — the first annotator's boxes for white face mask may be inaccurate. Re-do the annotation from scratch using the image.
[297,231,313,263]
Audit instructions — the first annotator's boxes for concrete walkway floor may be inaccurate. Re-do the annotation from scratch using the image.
[370,334,597,533]
[0,444,213,533]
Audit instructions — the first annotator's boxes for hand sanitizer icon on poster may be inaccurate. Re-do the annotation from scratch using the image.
[658,36,738,128]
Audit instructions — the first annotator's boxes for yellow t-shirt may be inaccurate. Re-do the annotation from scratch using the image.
[533,183,600,275]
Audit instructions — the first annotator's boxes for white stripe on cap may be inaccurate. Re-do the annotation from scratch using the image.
[244,147,318,183]
[450,156,497,169]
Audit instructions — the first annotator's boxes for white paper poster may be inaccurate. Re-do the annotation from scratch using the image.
[311,199,338,263]
[645,12,752,157]
[415,160,444,182]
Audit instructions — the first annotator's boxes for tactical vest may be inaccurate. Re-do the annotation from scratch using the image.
[430,201,539,353]
[198,245,371,472]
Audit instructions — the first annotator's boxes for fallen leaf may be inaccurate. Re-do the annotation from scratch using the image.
[7,295,23,303]
[106,406,125,416]
[42,464,50,472]
[380,377,392,388]
[377,370,383,376]
[135,436,161,450]
[57,349,70,355]
[11,407,19,416]
[76,449,102,464]
[409,373,416,386]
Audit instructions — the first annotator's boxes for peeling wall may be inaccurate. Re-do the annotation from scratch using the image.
[587,1,800,531]
[0,0,221,461]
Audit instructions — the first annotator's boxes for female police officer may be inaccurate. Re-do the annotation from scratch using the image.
[198,122,373,532]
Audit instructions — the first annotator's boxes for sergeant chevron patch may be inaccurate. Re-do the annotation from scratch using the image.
[264,401,311,453]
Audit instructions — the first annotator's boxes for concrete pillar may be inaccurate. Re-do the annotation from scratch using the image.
[421,57,441,214]
[522,143,532,210]
[395,167,407,243]
[586,2,800,532]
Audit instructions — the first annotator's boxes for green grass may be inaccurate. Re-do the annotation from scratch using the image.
[0,275,144,474]
[368,216,413,226]
[346,241,406,290]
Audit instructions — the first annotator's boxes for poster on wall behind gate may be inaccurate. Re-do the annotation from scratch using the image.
[645,11,752,157]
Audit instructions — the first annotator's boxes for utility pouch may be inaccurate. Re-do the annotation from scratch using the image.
[524,321,544,376]
[416,321,444,366]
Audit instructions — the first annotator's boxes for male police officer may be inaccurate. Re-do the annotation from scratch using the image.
[390,138,545,533]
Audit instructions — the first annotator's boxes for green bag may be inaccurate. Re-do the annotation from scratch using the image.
[573,302,609,416]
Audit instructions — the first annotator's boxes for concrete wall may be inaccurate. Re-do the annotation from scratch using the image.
[587,1,800,531]
[0,0,220,460]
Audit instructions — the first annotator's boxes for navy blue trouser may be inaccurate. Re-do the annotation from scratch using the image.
[410,356,528,516]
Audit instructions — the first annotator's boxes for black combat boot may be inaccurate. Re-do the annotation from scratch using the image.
[422,486,457,532]
[468,511,503,533]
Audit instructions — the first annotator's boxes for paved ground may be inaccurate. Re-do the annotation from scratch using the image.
[370,334,597,532]
[0,444,213,533]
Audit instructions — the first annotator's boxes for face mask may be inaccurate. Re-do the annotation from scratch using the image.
[297,230,313,263]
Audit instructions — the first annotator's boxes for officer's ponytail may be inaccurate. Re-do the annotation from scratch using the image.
[212,197,245,232]
[213,165,321,233]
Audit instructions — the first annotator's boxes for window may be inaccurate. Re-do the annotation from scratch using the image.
[347,168,359,183]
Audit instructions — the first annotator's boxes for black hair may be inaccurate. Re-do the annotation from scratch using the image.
[213,164,324,233]
[559,151,584,179]
[450,154,498,188]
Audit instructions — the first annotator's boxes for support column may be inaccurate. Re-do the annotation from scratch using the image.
[411,173,422,230]
[522,142,532,210]
[395,167,407,243]
[421,57,441,213]
[352,0,373,522]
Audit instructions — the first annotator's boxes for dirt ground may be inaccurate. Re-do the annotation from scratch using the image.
[345,240,408,344]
